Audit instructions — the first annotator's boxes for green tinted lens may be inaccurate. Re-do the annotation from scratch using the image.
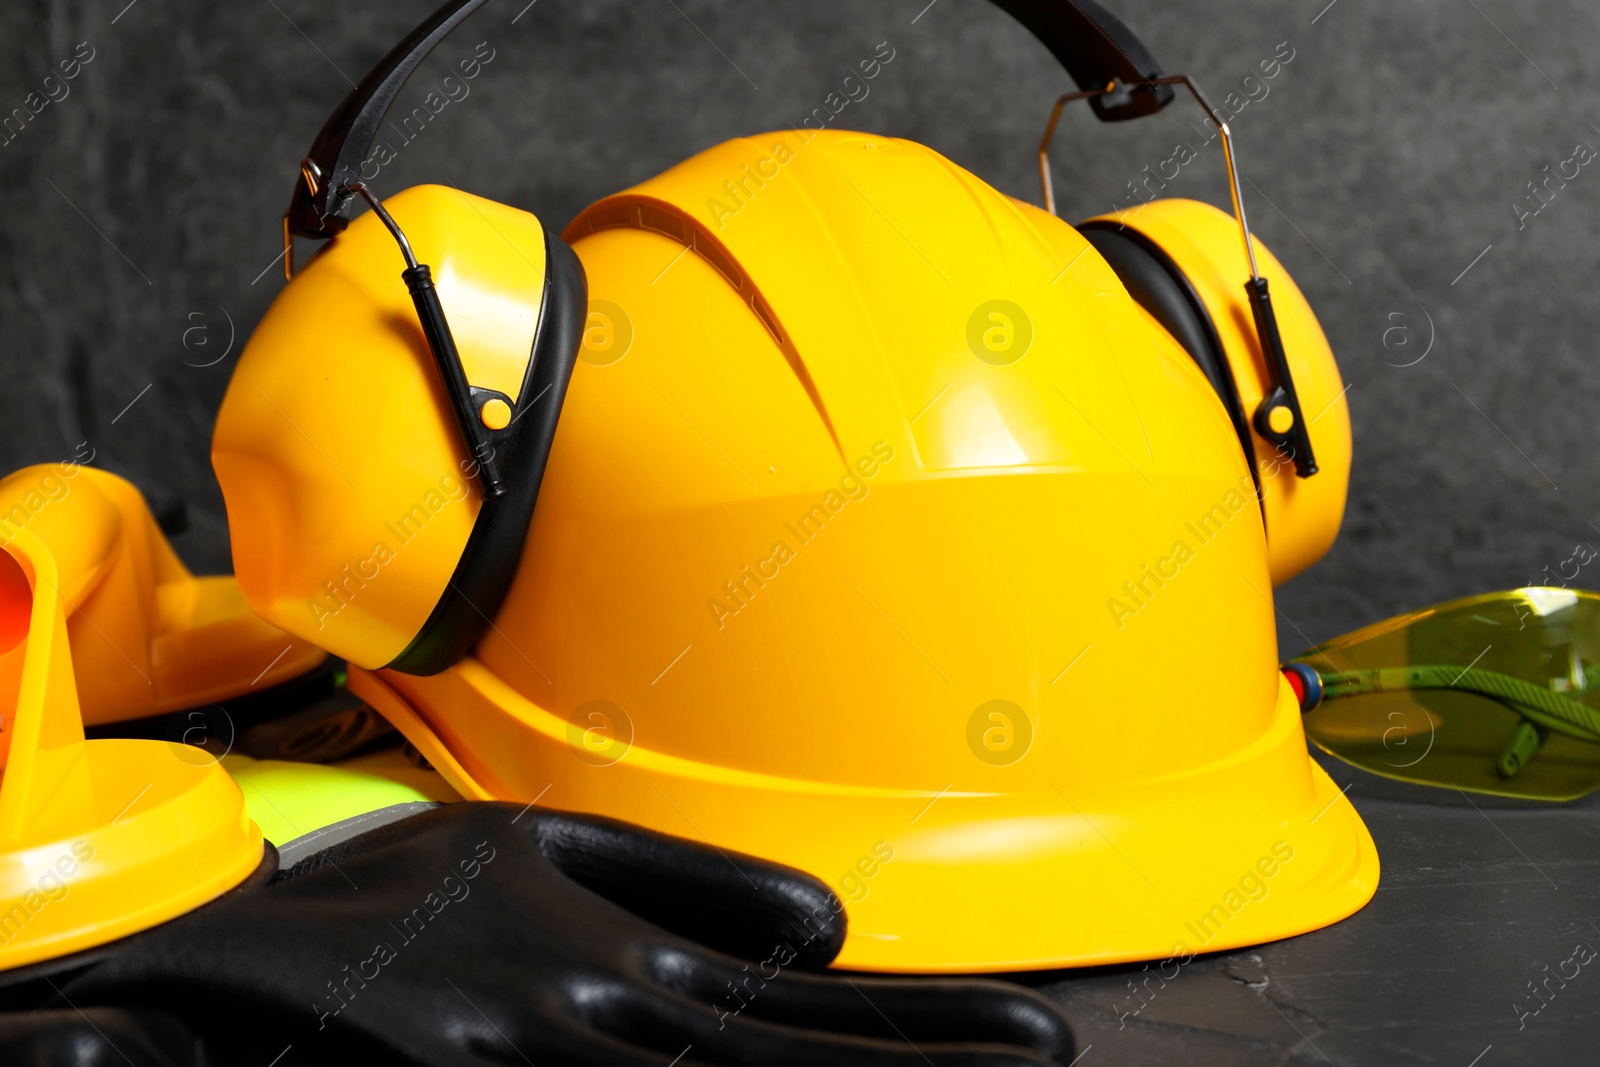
[1295,588,1600,801]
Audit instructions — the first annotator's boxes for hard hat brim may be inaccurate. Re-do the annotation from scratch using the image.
[352,664,1377,973]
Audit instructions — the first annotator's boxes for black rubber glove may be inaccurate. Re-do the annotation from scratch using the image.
[1,803,1074,1066]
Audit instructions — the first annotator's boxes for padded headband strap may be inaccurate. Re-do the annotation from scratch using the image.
[284,0,1172,241]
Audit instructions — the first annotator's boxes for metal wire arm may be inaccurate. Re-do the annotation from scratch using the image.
[1039,74,1260,280]
[1038,75,1319,478]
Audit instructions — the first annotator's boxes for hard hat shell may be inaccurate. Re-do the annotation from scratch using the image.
[211,186,550,670]
[347,130,1378,972]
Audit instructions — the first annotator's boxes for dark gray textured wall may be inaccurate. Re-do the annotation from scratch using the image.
[2,0,1597,655]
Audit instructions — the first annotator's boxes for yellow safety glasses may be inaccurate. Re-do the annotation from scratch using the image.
[1288,587,1600,801]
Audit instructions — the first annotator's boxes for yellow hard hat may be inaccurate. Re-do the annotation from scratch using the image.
[214,0,1377,972]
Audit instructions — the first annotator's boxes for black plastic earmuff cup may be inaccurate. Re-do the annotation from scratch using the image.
[385,231,588,676]
[1078,222,1257,486]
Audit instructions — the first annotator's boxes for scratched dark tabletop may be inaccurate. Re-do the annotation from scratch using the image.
[1022,748,1600,1066]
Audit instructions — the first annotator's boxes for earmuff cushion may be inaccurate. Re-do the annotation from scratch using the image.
[386,232,588,675]
[1078,222,1256,480]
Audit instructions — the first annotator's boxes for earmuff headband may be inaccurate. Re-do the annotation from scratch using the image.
[284,0,1175,251]
[989,0,1175,120]
[285,0,492,243]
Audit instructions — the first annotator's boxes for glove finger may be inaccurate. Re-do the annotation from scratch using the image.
[648,950,1073,1063]
[532,811,844,968]
[0,1006,203,1066]
[593,983,1064,1067]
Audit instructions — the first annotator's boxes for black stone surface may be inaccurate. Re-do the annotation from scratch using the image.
[1026,750,1600,1065]
[3,1,1600,1062]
